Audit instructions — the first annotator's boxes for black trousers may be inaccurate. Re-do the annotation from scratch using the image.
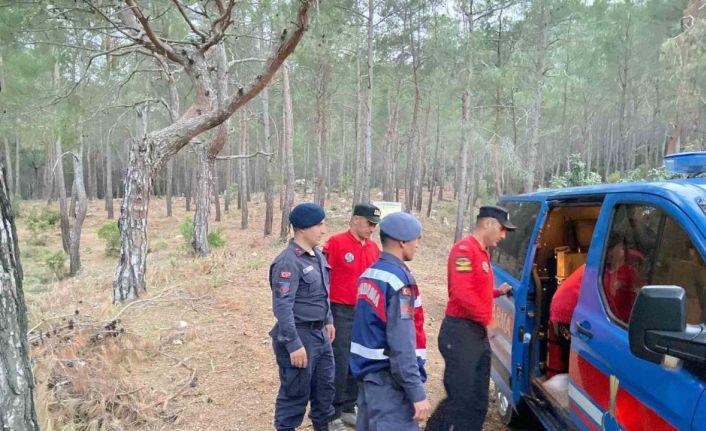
[426,316,491,431]
[331,303,358,416]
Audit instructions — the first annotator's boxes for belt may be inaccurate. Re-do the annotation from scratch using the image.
[295,320,325,330]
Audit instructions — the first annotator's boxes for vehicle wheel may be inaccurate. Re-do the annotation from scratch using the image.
[496,388,532,428]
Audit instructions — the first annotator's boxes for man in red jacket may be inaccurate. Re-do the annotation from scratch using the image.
[323,203,381,429]
[426,205,515,431]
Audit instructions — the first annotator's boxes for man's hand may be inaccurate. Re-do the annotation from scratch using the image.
[290,347,308,368]
[412,398,432,421]
[325,324,336,343]
[499,282,513,296]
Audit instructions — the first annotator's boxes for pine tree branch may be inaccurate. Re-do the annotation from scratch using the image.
[171,0,207,42]
[215,150,273,160]
[124,0,180,62]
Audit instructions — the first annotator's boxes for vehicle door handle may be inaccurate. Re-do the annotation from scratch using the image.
[575,321,593,339]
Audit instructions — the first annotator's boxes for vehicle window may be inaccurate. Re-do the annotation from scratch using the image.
[652,218,706,325]
[602,204,706,325]
[490,201,541,280]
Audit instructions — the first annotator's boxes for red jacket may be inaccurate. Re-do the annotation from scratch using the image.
[323,230,381,305]
[550,264,585,324]
[445,235,503,326]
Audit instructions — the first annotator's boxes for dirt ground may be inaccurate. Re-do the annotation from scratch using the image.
[20,193,512,431]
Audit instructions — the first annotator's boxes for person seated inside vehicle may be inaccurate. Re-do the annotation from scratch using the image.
[547,264,585,377]
[602,237,645,323]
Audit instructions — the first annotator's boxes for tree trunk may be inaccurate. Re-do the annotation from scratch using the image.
[416,97,431,213]
[166,160,174,216]
[280,63,295,241]
[383,87,399,201]
[3,137,13,197]
[455,90,471,242]
[214,164,221,222]
[69,150,88,276]
[314,58,330,207]
[353,48,363,204]
[113,137,151,302]
[454,0,476,241]
[14,136,20,198]
[105,140,114,219]
[184,155,192,212]
[0,161,39,431]
[239,109,249,229]
[192,143,211,257]
[262,25,274,236]
[55,137,70,254]
[44,143,55,203]
[524,1,549,193]
[360,0,374,204]
[427,97,441,218]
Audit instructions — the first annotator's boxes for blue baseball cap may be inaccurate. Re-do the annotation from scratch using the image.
[289,203,326,229]
[379,212,422,241]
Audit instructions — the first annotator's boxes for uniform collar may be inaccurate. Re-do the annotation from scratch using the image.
[346,229,367,246]
[380,251,405,267]
[467,235,489,256]
[289,239,315,256]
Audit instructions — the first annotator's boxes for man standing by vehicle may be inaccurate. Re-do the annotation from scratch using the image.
[350,212,432,430]
[426,205,515,431]
[323,204,381,429]
[269,203,336,431]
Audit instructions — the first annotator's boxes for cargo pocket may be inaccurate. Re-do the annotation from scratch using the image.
[282,366,309,398]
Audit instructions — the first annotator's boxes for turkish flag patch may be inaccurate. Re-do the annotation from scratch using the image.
[280,271,292,279]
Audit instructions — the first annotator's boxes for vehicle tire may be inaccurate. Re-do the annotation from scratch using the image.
[496,388,533,428]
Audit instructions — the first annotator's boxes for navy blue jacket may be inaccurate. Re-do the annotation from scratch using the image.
[269,240,333,352]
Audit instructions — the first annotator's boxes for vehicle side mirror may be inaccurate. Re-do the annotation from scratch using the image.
[629,285,706,365]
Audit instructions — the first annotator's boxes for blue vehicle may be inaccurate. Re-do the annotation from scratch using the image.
[489,153,706,431]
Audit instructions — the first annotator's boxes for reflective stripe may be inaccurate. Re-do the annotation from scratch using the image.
[416,348,427,360]
[351,342,388,360]
[569,383,602,425]
[414,296,422,308]
[362,268,405,291]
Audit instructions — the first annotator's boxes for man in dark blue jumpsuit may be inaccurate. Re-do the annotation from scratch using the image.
[269,203,336,431]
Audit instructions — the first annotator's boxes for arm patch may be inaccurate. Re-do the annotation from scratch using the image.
[455,256,472,272]
[399,287,414,320]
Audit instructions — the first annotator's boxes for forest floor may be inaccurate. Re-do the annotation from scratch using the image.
[19,193,516,431]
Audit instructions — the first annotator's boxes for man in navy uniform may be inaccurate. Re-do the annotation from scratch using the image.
[269,203,336,431]
[349,212,432,431]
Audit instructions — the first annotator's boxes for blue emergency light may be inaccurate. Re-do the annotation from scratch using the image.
[664,152,706,175]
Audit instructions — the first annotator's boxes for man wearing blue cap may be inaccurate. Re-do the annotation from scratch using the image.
[269,203,336,431]
[349,212,432,431]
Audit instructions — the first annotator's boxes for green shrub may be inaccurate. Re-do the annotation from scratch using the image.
[46,250,66,279]
[208,228,226,248]
[180,216,193,245]
[180,216,226,248]
[97,221,121,257]
[27,218,50,245]
[41,207,61,225]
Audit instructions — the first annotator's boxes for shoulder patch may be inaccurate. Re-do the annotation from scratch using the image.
[280,271,292,279]
[399,288,414,320]
[455,256,472,272]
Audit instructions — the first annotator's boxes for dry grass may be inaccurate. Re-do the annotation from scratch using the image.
[18,194,510,431]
